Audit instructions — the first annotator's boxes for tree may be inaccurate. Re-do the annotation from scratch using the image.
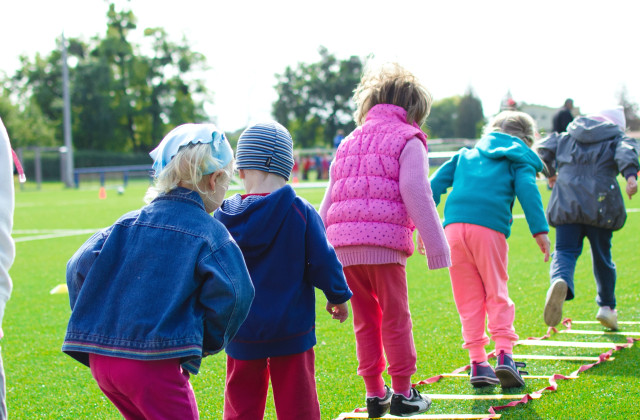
[0,87,56,148]
[455,88,484,139]
[426,96,460,138]
[4,3,210,152]
[425,89,484,140]
[273,47,363,148]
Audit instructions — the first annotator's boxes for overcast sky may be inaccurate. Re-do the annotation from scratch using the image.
[2,0,638,132]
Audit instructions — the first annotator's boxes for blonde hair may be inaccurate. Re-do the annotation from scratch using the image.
[144,143,234,203]
[353,62,432,126]
[484,111,537,147]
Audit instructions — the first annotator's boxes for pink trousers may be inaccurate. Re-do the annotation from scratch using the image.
[223,348,320,420]
[445,223,519,363]
[89,353,199,420]
[344,264,416,395]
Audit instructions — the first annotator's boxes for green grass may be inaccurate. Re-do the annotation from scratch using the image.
[6,178,640,419]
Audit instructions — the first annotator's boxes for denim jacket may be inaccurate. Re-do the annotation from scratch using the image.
[62,188,254,374]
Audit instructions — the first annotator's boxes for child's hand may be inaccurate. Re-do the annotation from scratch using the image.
[626,176,638,199]
[547,175,557,189]
[326,302,349,323]
[535,233,551,262]
[417,233,426,256]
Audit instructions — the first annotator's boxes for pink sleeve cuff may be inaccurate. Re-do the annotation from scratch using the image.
[427,254,452,270]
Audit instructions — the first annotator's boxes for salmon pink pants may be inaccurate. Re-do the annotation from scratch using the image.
[445,223,519,363]
[344,264,416,395]
[223,348,320,420]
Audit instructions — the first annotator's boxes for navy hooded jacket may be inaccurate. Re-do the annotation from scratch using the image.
[214,185,352,360]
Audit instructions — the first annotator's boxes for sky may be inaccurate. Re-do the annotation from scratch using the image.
[2,0,639,132]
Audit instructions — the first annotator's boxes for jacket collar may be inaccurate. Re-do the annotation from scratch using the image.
[155,187,205,210]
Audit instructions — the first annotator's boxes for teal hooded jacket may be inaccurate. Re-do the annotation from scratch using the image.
[430,132,548,238]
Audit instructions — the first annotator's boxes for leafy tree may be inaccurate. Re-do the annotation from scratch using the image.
[455,88,484,139]
[273,47,363,148]
[0,87,56,148]
[426,96,460,138]
[424,89,484,139]
[4,3,210,153]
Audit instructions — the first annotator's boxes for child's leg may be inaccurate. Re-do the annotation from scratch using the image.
[347,264,418,395]
[89,353,199,420]
[445,224,490,363]
[269,348,321,420]
[584,226,616,308]
[463,225,518,355]
[373,264,417,395]
[223,356,269,420]
[343,264,387,395]
[550,224,585,300]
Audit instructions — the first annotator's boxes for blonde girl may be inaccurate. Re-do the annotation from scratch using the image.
[63,124,254,419]
[429,111,550,388]
[320,62,451,418]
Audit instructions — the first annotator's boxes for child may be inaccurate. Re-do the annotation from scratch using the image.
[213,121,352,420]
[537,107,639,330]
[429,111,551,388]
[0,117,15,419]
[62,124,255,420]
[319,62,450,418]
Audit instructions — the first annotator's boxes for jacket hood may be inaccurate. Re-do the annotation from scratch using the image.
[214,185,297,258]
[567,116,624,144]
[475,132,543,171]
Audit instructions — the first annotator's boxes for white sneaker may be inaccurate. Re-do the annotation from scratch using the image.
[544,279,568,327]
[596,306,618,330]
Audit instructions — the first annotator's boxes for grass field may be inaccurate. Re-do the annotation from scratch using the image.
[6,178,640,419]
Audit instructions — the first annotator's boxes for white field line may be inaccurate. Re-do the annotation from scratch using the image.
[559,329,640,336]
[516,339,618,349]
[13,229,100,243]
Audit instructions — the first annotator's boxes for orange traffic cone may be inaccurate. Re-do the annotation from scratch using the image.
[99,187,107,199]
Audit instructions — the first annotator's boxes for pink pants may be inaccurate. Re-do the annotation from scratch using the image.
[223,348,320,420]
[89,353,199,420]
[445,223,519,363]
[344,264,416,395]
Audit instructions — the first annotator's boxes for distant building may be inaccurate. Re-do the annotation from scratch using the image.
[498,91,581,135]
[519,104,556,134]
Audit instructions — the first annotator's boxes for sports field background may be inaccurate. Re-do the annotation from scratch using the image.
[6,178,640,419]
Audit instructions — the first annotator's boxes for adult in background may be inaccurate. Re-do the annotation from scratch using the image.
[552,98,575,133]
[0,117,15,420]
[537,107,639,330]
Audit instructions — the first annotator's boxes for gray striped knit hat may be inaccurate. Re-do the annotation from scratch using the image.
[236,121,294,180]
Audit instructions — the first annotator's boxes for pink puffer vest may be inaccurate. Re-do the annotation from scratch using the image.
[325,104,427,254]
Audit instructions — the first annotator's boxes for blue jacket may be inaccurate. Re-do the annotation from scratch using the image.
[430,132,549,238]
[62,188,254,374]
[214,185,352,360]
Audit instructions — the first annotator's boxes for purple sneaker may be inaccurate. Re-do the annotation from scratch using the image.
[470,362,500,388]
[495,351,528,388]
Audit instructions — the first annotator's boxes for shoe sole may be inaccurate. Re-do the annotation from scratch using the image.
[495,366,525,388]
[596,314,619,331]
[389,395,431,417]
[544,280,568,326]
[470,376,500,388]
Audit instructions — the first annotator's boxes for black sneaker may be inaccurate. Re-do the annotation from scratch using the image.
[469,362,500,388]
[389,388,431,417]
[495,351,528,388]
[366,385,392,418]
